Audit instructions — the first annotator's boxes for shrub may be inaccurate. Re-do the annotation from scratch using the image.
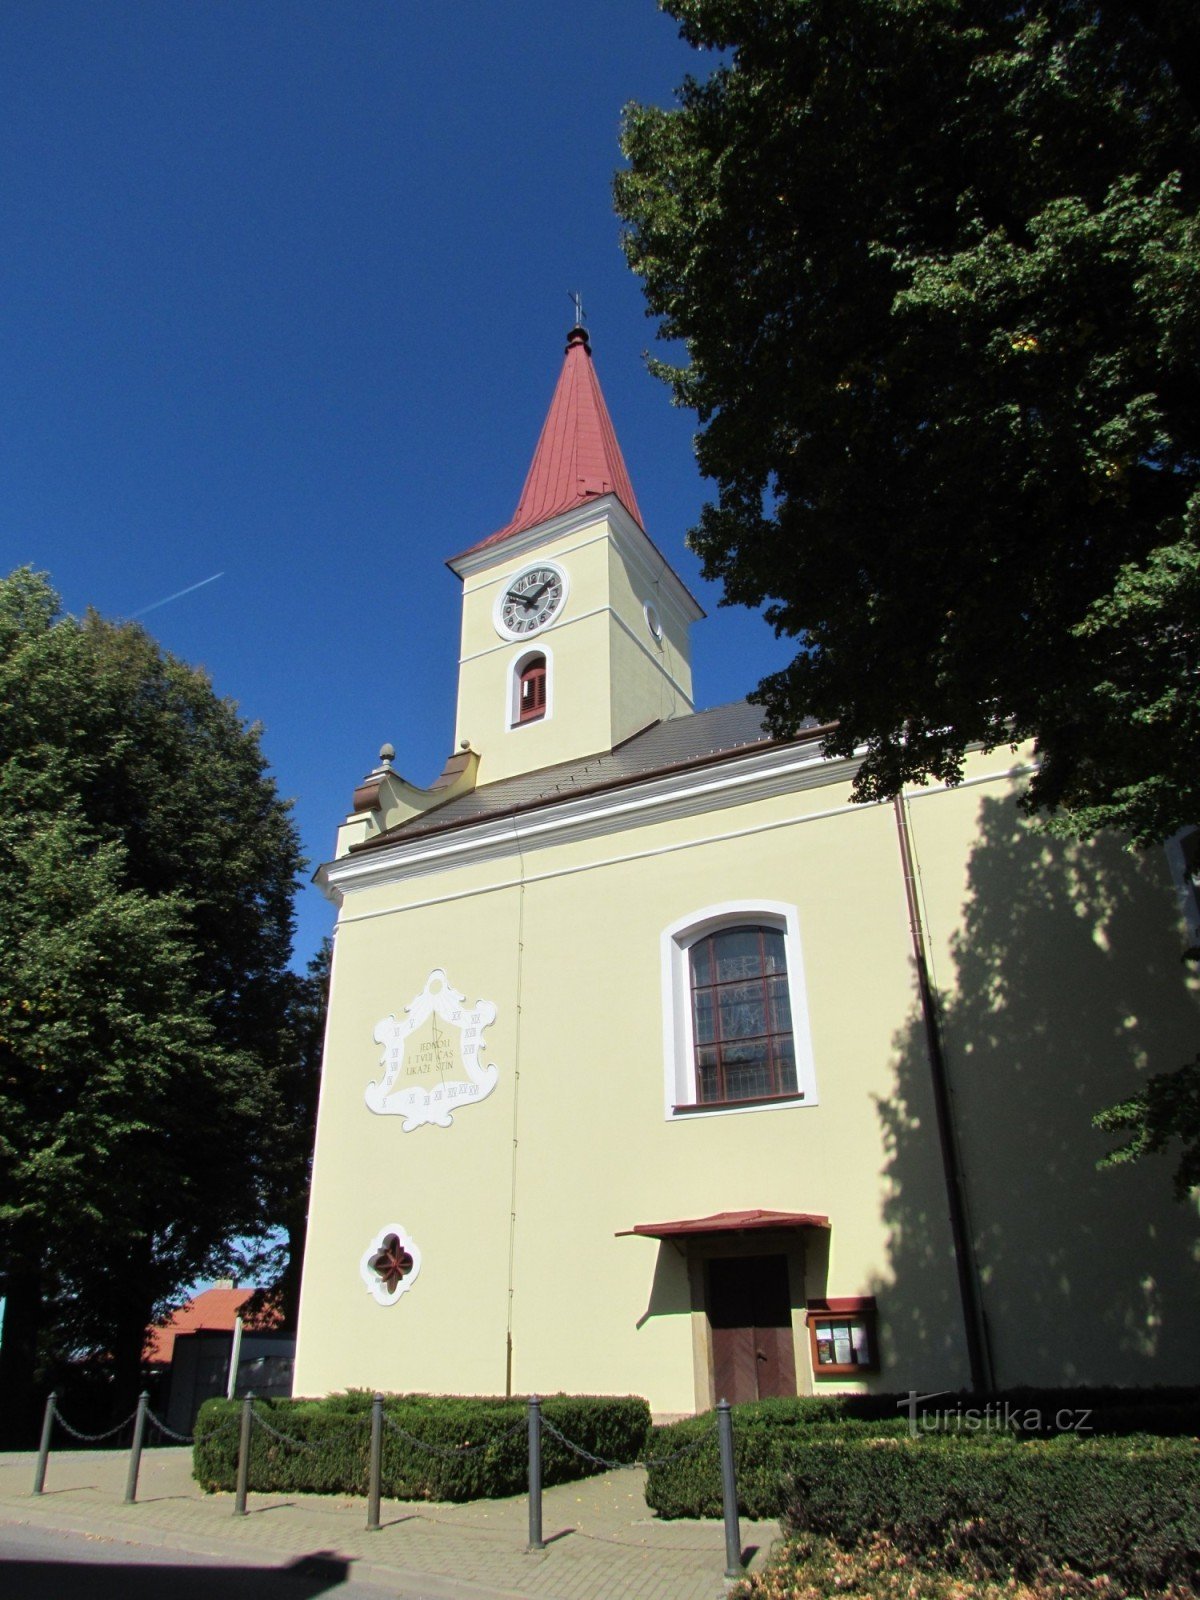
[193,1392,649,1502]
[645,1406,909,1520]
[733,1532,1135,1600]
[782,1434,1200,1595]
[644,1387,1200,1519]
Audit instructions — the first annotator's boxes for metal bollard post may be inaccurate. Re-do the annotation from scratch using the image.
[526,1394,544,1551]
[366,1393,383,1531]
[124,1391,150,1504]
[32,1392,56,1495]
[234,1395,253,1516]
[717,1399,743,1579]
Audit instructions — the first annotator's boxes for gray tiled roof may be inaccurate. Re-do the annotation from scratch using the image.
[357,701,823,851]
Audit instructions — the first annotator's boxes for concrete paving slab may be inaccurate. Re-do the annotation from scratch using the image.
[0,1446,778,1600]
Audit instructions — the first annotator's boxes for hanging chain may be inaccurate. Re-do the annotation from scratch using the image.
[248,1408,323,1453]
[145,1409,195,1444]
[49,1402,139,1444]
[540,1415,715,1472]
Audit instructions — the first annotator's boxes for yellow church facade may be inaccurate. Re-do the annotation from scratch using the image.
[294,327,1199,1415]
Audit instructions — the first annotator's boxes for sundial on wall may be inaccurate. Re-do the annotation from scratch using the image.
[366,968,499,1130]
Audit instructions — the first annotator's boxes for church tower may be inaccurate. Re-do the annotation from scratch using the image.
[447,325,703,787]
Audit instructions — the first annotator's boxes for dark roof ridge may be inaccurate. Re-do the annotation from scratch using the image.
[350,712,836,856]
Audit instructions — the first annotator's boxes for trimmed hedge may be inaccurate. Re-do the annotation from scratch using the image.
[646,1406,908,1520]
[782,1434,1200,1595]
[193,1391,649,1502]
[644,1388,1200,1519]
[646,1393,1200,1596]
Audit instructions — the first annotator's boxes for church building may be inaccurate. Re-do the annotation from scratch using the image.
[294,324,1198,1415]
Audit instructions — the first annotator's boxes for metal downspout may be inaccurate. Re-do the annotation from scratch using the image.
[892,793,995,1392]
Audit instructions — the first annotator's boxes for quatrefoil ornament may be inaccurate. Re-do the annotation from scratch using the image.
[360,1223,422,1306]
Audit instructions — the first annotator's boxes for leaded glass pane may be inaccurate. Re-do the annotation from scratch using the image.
[690,938,713,988]
[720,1040,771,1100]
[768,974,792,1034]
[719,983,767,1039]
[696,1046,720,1102]
[686,922,798,1105]
[713,927,765,982]
[761,927,787,974]
[775,1034,797,1095]
[692,988,716,1045]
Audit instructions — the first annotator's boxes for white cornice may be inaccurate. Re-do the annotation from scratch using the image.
[449,498,704,623]
[320,736,858,900]
[458,599,695,704]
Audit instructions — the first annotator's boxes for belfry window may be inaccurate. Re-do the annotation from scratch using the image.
[517,654,547,723]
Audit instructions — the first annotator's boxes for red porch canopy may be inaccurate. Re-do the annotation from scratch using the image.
[616,1209,830,1239]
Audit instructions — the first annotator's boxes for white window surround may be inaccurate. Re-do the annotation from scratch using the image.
[506,643,554,730]
[661,900,818,1121]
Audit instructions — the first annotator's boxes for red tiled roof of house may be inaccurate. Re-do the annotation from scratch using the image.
[454,325,643,560]
[145,1286,256,1364]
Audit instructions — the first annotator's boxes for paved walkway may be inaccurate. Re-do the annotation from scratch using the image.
[0,1447,779,1599]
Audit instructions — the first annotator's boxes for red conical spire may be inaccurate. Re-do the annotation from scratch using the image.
[461,326,644,558]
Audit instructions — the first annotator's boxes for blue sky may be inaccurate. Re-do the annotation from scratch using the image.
[2,2,795,968]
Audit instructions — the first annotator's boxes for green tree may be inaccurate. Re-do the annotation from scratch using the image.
[241,938,331,1333]
[0,570,304,1441]
[616,1,1200,1181]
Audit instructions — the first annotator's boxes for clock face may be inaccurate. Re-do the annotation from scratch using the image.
[496,564,567,638]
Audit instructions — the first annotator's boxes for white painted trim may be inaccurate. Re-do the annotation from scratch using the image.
[460,522,607,601]
[462,599,695,705]
[329,791,867,921]
[327,760,1036,923]
[902,763,1036,801]
[454,498,622,578]
[607,604,694,704]
[452,497,703,622]
[607,514,704,625]
[491,559,570,643]
[505,643,554,730]
[317,758,1037,909]
[660,901,818,1121]
[324,740,856,895]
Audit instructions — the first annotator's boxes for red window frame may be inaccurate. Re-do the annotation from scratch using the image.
[518,655,547,723]
[687,924,797,1106]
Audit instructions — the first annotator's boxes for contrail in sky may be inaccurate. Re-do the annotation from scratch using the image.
[131,571,225,619]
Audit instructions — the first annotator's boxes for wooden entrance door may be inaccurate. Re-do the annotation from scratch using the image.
[707,1254,797,1405]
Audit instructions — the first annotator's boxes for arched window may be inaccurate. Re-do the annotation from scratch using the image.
[661,902,817,1118]
[517,654,547,723]
[689,925,796,1103]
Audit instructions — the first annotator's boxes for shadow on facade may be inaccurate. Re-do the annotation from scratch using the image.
[634,1244,691,1329]
[874,794,1200,1389]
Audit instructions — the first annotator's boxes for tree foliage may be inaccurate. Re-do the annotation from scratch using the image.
[616,0,1200,846]
[616,0,1200,1191]
[0,569,304,1435]
[241,937,331,1332]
